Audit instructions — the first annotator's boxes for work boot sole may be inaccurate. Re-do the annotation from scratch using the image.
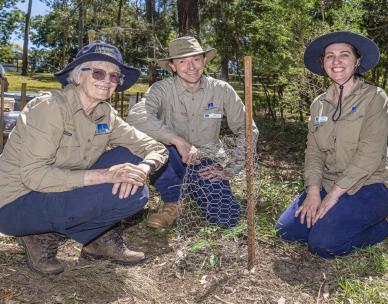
[17,237,64,275]
[80,250,145,266]
[145,219,172,229]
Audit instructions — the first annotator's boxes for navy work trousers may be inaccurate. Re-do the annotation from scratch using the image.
[276,183,388,258]
[151,146,241,228]
[0,147,148,244]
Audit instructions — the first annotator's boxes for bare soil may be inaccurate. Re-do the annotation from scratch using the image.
[0,219,340,304]
[0,118,385,304]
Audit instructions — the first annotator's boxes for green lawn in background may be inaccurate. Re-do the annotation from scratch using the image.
[6,71,148,94]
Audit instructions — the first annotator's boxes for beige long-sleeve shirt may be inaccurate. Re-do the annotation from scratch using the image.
[304,77,388,195]
[127,75,258,171]
[0,84,168,207]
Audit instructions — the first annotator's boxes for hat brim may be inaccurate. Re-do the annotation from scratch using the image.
[304,31,380,76]
[157,49,216,73]
[54,53,140,92]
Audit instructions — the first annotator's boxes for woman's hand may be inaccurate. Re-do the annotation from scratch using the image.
[108,163,149,199]
[295,186,321,228]
[170,136,200,164]
[313,185,346,224]
[199,164,232,182]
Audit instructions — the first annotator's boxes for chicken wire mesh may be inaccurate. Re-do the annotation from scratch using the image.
[172,135,260,271]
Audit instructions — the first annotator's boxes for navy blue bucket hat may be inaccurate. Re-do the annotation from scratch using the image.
[55,42,140,92]
[304,31,380,76]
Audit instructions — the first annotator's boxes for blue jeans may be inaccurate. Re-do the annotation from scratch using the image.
[151,146,241,228]
[276,183,388,258]
[0,147,148,244]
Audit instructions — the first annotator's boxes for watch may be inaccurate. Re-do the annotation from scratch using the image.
[139,160,157,175]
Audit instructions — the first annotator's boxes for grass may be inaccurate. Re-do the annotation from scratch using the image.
[3,72,387,302]
[5,71,148,94]
[257,117,388,304]
[332,245,388,303]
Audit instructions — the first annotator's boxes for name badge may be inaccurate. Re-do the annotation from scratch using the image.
[96,123,110,134]
[204,113,222,119]
[314,116,328,124]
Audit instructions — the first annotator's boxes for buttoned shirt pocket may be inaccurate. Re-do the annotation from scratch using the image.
[93,130,110,146]
[200,106,223,142]
[57,132,82,168]
[171,109,189,139]
[309,121,334,152]
[336,113,363,150]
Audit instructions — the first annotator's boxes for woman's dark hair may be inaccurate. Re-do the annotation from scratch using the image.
[320,42,361,77]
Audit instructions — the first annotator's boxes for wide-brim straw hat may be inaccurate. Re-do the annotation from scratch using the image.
[304,31,380,76]
[157,36,216,73]
[55,42,140,92]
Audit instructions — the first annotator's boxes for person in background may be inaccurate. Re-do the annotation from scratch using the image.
[276,31,388,258]
[0,63,9,91]
[0,42,168,275]
[128,36,258,229]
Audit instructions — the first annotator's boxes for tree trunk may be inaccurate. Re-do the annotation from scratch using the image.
[220,54,229,81]
[146,0,157,85]
[21,0,32,76]
[177,0,200,37]
[117,0,123,26]
[78,0,84,48]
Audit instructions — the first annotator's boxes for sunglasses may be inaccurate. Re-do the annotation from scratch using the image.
[81,67,124,84]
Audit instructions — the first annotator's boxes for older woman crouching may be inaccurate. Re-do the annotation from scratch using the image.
[0,43,168,274]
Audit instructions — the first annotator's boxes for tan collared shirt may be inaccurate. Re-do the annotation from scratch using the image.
[127,76,258,170]
[304,77,388,195]
[0,84,168,207]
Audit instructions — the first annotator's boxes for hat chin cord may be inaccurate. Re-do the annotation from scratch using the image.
[331,65,358,122]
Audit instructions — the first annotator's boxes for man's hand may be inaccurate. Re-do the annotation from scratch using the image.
[170,135,200,164]
[199,164,232,182]
[295,186,321,229]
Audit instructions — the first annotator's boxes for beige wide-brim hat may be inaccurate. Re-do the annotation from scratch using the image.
[157,36,216,73]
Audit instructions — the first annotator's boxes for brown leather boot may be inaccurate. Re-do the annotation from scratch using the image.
[80,226,145,265]
[17,233,66,275]
[146,203,179,229]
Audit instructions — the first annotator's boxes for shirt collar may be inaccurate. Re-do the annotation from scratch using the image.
[323,76,364,105]
[174,75,206,96]
[62,84,107,122]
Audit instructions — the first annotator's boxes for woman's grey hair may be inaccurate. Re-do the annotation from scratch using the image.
[66,61,120,85]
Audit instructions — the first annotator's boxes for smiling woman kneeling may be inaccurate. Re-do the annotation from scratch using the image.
[0,43,168,274]
[276,31,388,258]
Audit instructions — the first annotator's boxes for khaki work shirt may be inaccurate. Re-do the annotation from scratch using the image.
[0,84,168,207]
[304,78,388,195]
[127,76,258,170]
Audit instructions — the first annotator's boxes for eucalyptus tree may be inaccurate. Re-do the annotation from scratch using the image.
[0,0,23,61]
[177,0,200,37]
[362,0,388,89]
[21,0,32,75]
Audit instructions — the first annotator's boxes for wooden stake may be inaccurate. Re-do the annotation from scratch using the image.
[244,56,256,270]
[20,83,27,111]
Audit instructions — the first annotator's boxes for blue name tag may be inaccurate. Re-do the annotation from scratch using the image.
[96,123,110,134]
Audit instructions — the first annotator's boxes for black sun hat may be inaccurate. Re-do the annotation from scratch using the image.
[304,31,380,76]
[55,42,140,92]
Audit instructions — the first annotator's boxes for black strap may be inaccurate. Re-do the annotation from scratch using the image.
[332,84,343,121]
